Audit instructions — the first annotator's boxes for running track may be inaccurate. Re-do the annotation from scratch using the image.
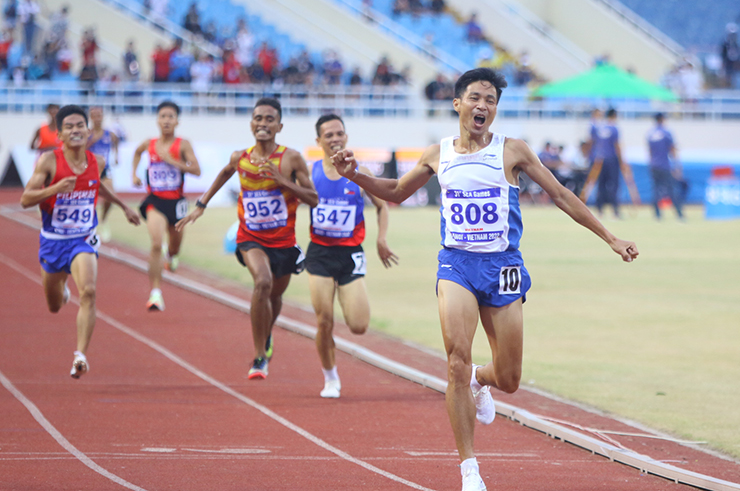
[1,190,739,491]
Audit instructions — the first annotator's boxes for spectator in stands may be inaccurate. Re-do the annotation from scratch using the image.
[408,0,424,17]
[322,49,343,85]
[430,0,445,15]
[151,42,170,82]
[190,52,214,94]
[372,56,393,85]
[0,29,11,70]
[235,19,254,69]
[392,0,409,17]
[168,39,193,82]
[149,0,168,26]
[720,23,739,88]
[348,66,363,86]
[56,39,71,74]
[465,13,483,44]
[49,5,68,43]
[202,21,217,45]
[296,49,315,84]
[221,48,241,84]
[183,2,201,36]
[123,40,139,81]
[678,58,703,102]
[3,0,17,30]
[257,42,279,82]
[424,72,453,115]
[18,0,38,54]
[515,50,534,86]
[79,27,98,82]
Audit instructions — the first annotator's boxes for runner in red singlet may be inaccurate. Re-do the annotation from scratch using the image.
[131,101,201,311]
[21,105,139,378]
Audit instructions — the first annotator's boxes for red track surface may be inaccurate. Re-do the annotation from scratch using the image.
[1,189,739,491]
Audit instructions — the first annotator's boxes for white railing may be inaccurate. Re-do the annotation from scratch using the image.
[2,81,740,119]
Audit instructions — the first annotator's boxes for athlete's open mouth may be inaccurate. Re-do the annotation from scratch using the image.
[474,115,486,125]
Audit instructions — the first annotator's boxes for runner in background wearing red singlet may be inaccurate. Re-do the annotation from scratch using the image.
[21,105,140,378]
[176,98,318,380]
[307,114,398,398]
[132,101,201,311]
[29,103,62,156]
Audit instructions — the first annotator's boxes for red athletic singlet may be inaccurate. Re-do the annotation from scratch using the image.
[146,138,184,199]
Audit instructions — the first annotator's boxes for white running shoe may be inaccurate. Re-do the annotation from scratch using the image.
[147,291,165,311]
[471,365,495,425]
[461,467,487,491]
[62,282,70,305]
[320,379,341,398]
[70,351,89,379]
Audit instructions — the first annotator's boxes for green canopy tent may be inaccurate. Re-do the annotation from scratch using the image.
[532,63,677,101]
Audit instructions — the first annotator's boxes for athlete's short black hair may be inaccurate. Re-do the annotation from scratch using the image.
[315,114,344,137]
[606,107,617,118]
[454,68,508,103]
[254,97,282,121]
[654,112,665,123]
[157,100,181,116]
[56,105,88,129]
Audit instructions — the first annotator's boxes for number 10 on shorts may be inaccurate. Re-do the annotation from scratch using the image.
[499,266,521,295]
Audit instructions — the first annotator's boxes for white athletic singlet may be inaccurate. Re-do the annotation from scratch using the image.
[438,133,523,253]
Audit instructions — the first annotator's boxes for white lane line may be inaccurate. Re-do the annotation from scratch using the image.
[0,368,148,491]
[0,253,436,491]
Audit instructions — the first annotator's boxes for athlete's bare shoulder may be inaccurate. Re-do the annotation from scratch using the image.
[419,143,441,174]
[503,137,535,167]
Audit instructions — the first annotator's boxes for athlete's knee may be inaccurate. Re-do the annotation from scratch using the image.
[77,283,97,304]
[150,241,164,254]
[316,310,334,333]
[346,319,368,335]
[252,275,273,296]
[496,368,521,394]
[446,353,472,387]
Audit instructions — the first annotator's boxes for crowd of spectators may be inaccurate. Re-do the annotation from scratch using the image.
[391,0,446,18]
[0,0,411,91]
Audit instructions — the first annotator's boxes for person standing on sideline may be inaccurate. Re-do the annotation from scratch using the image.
[647,113,684,220]
[30,103,62,155]
[307,114,398,398]
[132,101,201,311]
[87,106,120,242]
[20,105,140,378]
[176,98,318,380]
[590,108,630,218]
[331,68,639,491]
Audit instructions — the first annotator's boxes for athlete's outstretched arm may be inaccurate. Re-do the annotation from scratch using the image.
[175,151,239,231]
[260,149,319,207]
[509,138,639,262]
[20,152,72,208]
[331,145,438,204]
[94,155,140,225]
[131,139,149,187]
[362,166,398,268]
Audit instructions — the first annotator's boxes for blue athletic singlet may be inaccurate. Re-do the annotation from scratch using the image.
[88,129,113,172]
[310,160,365,247]
[437,134,522,253]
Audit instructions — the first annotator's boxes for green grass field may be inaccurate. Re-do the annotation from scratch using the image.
[106,201,740,460]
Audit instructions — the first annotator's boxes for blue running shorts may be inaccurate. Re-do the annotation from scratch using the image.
[39,233,100,274]
[436,247,531,308]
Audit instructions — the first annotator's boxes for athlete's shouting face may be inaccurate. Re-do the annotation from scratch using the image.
[453,80,498,138]
[157,106,179,137]
[59,113,90,149]
[316,119,347,158]
[251,105,283,142]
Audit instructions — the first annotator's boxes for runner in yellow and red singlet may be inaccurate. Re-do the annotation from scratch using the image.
[176,98,318,380]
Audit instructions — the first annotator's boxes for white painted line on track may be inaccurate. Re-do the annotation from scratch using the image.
[0,252,436,491]
[0,368,148,491]
[2,207,739,491]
